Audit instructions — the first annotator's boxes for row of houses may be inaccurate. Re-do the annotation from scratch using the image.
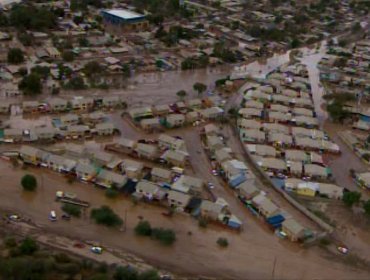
[201,124,309,242]
[0,96,125,114]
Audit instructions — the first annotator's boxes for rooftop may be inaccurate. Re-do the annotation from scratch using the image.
[103,9,145,20]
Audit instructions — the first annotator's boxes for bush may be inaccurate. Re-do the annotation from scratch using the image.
[54,253,71,263]
[105,188,119,199]
[363,200,370,216]
[151,228,176,246]
[4,237,17,248]
[217,237,229,247]
[19,73,42,96]
[135,220,152,236]
[90,206,123,227]
[61,203,81,217]
[19,237,38,255]
[138,269,160,280]
[114,266,138,280]
[21,174,37,191]
[342,191,361,207]
[198,217,208,228]
[7,48,24,64]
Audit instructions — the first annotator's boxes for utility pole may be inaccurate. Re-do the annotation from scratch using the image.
[271,256,277,280]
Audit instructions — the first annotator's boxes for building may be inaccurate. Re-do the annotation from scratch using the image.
[151,167,172,184]
[166,114,185,128]
[153,104,171,116]
[121,159,144,179]
[60,114,79,126]
[136,143,158,160]
[22,101,39,113]
[252,194,280,218]
[167,190,191,212]
[101,9,148,32]
[47,154,76,173]
[48,98,68,112]
[95,123,115,136]
[140,118,161,131]
[75,163,97,181]
[135,180,160,200]
[95,169,127,189]
[172,175,204,196]
[281,218,305,242]
[161,150,187,167]
[19,145,42,165]
[237,181,259,200]
[34,127,57,140]
[115,138,136,154]
[355,172,370,189]
[158,134,185,150]
[4,128,23,142]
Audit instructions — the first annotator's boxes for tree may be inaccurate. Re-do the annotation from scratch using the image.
[326,101,349,122]
[83,61,104,78]
[138,269,160,280]
[79,37,89,47]
[19,73,42,95]
[62,204,81,217]
[21,174,37,191]
[290,38,301,48]
[135,220,152,236]
[217,237,229,247]
[65,76,86,90]
[90,206,123,227]
[19,237,38,255]
[7,48,24,64]
[193,82,207,96]
[31,65,50,79]
[114,266,138,280]
[363,200,370,216]
[176,90,187,100]
[105,188,119,199]
[342,191,361,207]
[62,50,74,62]
[151,228,176,245]
[18,33,33,46]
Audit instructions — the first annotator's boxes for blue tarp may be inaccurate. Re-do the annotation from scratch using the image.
[229,174,246,188]
[266,214,285,227]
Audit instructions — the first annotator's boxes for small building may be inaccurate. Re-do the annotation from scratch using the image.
[355,172,370,189]
[200,107,224,119]
[116,138,136,154]
[89,150,115,167]
[158,134,185,150]
[0,102,11,114]
[166,114,185,128]
[48,98,68,112]
[64,143,86,158]
[200,200,225,220]
[240,129,265,143]
[129,107,153,120]
[252,194,280,218]
[206,135,224,152]
[60,114,79,126]
[161,150,187,167]
[45,47,61,59]
[22,101,39,113]
[296,182,318,197]
[135,180,160,200]
[140,118,161,131]
[304,164,329,179]
[19,145,42,165]
[186,98,202,109]
[281,218,305,242]
[246,144,276,157]
[172,175,204,196]
[136,143,158,160]
[71,98,94,111]
[66,125,90,138]
[204,124,219,136]
[4,128,23,142]
[95,169,127,189]
[237,181,259,200]
[167,190,191,212]
[121,159,144,179]
[75,162,97,181]
[238,118,262,130]
[151,167,172,184]
[153,104,171,116]
[317,183,343,199]
[186,111,201,123]
[215,149,232,163]
[95,123,115,136]
[35,127,57,140]
[102,96,121,108]
[47,154,76,173]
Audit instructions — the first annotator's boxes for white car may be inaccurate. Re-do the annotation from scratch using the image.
[208,182,215,189]
[91,246,103,254]
[49,211,57,222]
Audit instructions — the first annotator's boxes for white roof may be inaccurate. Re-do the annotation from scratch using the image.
[105,9,144,20]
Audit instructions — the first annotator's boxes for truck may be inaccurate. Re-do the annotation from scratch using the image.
[55,191,90,208]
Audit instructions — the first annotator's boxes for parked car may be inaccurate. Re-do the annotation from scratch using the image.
[91,246,103,254]
[49,211,57,222]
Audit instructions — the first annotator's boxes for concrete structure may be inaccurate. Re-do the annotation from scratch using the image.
[101,9,148,31]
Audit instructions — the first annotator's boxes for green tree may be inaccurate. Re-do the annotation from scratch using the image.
[90,206,123,227]
[135,220,152,236]
[363,200,370,216]
[21,174,37,191]
[151,228,176,245]
[18,33,33,46]
[138,269,160,280]
[105,188,119,199]
[291,38,301,48]
[62,50,74,62]
[327,101,349,122]
[7,48,24,64]
[19,237,38,255]
[65,76,86,90]
[83,61,104,78]
[114,266,138,280]
[193,82,207,96]
[342,191,361,207]
[61,204,81,217]
[176,90,187,100]
[19,73,42,95]
[217,237,229,247]
[31,65,50,79]
[79,37,89,47]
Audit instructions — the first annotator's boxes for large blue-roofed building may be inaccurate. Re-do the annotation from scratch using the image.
[101,9,148,31]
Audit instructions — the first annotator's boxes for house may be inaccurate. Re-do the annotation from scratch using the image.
[66,125,90,138]
[121,159,144,179]
[246,144,276,157]
[158,134,185,150]
[238,118,262,130]
[281,218,305,242]
[35,127,57,140]
[295,136,321,150]
[200,107,224,119]
[215,149,232,163]
[22,101,39,113]
[237,180,259,200]
[166,114,185,128]
[167,190,191,212]
[207,135,224,152]
[45,47,61,59]
[304,164,329,179]
[102,96,121,108]
[270,104,290,113]
[317,183,343,199]
[48,98,68,112]
[101,9,148,32]
[172,175,204,196]
[75,162,97,181]
[186,98,202,109]
[293,116,319,127]
[151,167,172,184]
[95,169,127,189]
[0,102,11,114]
[153,104,171,116]
[47,154,76,173]
[116,138,136,154]
[244,100,264,109]
[269,111,290,122]
[239,107,262,118]
[252,194,280,218]
[71,98,94,111]
[186,111,201,123]
[129,107,153,120]
[135,180,160,200]
[240,129,265,143]
[136,143,158,160]
[95,123,115,136]
[268,132,293,146]
[60,114,79,126]
[263,123,290,134]
[296,182,318,197]
[84,112,107,124]
[204,124,219,136]
[285,150,307,162]
[19,145,42,165]
[288,161,303,176]
[140,118,161,131]
[64,143,86,158]
[200,200,225,220]
[161,150,187,167]
[4,128,23,142]
[254,156,287,172]
[89,150,115,167]
[355,172,370,189]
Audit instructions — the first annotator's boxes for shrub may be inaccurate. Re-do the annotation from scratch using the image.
[21,174,37,191]
[217,237,229,247]
[198,217,208,228]
[4,236,17,248]
[19,237,38,255]
[105,188,119,199]
[151,228,176,246]
[342,191,361,207]
[7,48,24,64]
[138,269,160,280]
[90,206,123,227]
[54,253,71,263]
[61,203,81,217]
[135,220,152,236]
[114,265,138,280]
